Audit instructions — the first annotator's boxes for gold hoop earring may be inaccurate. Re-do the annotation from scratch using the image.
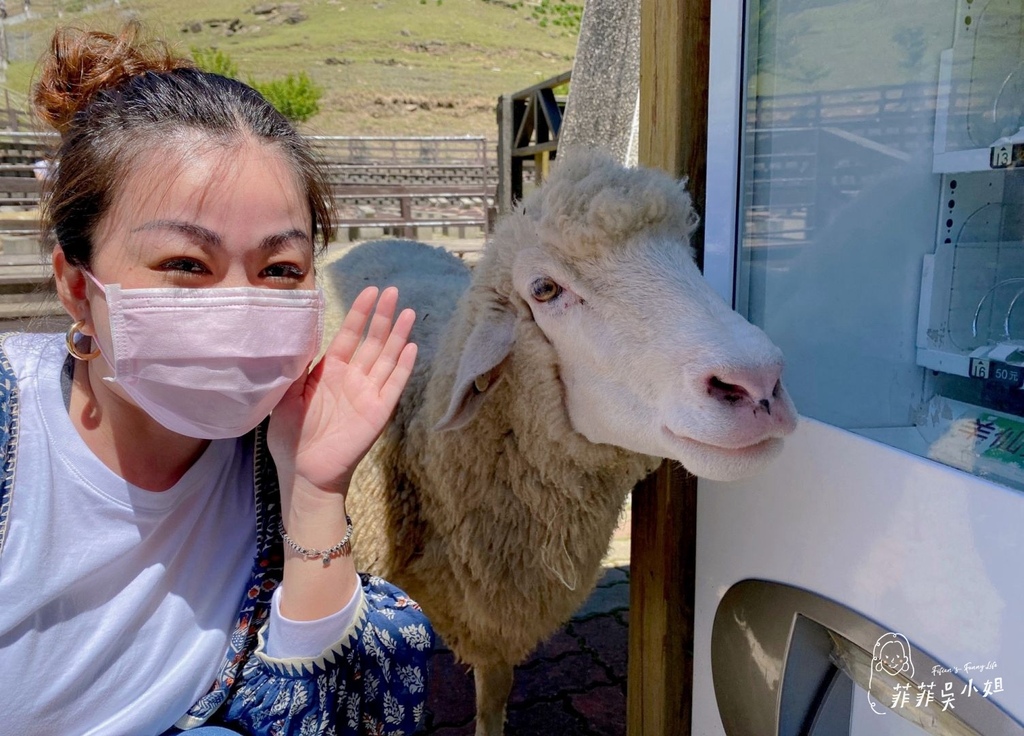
[66,320,100,361]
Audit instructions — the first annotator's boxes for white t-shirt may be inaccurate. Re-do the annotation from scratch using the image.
[0,333,357,735]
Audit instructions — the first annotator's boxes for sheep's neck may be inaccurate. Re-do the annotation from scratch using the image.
[415,358,657,578]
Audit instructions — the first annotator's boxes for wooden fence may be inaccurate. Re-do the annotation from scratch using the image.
[740,82,940,249]
[496,69,571,216]
[0,133,497,240]
[309,136,495,238]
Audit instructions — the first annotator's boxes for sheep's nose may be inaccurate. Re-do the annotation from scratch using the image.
[705,364,783,413]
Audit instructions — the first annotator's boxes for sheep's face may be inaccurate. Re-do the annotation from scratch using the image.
[434,152,796,480]
[509,229,798,481]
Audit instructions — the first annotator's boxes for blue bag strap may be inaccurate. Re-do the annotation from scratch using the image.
[0,332,20,559]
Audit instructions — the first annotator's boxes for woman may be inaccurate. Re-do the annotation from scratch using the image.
[0,23,431,735]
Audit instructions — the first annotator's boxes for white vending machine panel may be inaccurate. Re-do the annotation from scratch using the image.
[697,0,1024,733]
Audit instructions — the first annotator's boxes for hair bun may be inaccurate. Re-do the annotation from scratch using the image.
[33,21,192,134]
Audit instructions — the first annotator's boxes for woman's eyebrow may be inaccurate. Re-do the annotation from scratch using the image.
[132,220,221,247]
[130,222,311,252]
[260,229,312,252]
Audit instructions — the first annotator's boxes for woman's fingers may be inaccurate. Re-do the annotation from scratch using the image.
[350,286,400,370]
[381,342,418,407]
[328,286,380,365]
[322,286,417,393]
[367,307,417,387]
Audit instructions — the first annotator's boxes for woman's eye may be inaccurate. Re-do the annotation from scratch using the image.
[159,258,210,277]
[262,262,307,280]
[530,277,562,303]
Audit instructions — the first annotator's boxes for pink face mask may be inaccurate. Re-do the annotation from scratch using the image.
[87,273,324,440]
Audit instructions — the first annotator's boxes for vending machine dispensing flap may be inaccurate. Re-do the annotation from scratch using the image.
[711,580,1024,736]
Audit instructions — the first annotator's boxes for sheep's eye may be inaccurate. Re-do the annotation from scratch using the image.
[530,277,562,302]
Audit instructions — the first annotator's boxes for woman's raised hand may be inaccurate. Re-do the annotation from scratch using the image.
[269,286,417,497]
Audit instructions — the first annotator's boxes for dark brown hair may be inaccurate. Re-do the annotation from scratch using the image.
[33,22,334,267]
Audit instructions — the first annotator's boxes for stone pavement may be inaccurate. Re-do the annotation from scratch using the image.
[420,500,633,735]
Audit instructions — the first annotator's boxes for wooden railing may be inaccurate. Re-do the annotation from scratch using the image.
[0,133,496,240]
[310,135,494,238]
[0,86,39,132]
[496,69,571,215]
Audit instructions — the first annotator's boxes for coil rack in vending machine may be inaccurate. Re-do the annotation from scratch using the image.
[916,0,1024,487]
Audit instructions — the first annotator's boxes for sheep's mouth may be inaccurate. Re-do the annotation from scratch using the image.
[661,426,779,458]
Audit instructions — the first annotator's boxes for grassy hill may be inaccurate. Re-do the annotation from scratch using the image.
[0,0,580,139]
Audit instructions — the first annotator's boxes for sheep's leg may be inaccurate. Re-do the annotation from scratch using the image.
[473,662,514,736]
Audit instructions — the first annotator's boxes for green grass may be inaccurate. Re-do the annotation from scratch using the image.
[0,0,978,139]
[750,0,958,96]
[2,0,578,138]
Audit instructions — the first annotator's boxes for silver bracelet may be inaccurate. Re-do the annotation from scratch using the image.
[278,516,354,567]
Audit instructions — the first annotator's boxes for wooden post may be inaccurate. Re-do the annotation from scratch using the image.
[399,196,415,239]
[534,150,550,184]
[4,89,13,132]
[0,17,8,89]
[496,94,513,216]
[480,132,496,232]
[628,464,697,735]
[628,0,710,734]
[638,0,709,207]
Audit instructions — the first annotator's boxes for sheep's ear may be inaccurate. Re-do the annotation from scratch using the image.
[435,314,515,432]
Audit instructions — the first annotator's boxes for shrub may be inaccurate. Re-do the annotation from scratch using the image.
[190,46,240,79]
[189,47,321,123]
[251,72,323,124]
[530,0,582,34]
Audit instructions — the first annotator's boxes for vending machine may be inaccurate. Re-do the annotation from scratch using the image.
[694,0,1024,733]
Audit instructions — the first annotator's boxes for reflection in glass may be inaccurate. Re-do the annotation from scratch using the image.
[737,0,1024,488]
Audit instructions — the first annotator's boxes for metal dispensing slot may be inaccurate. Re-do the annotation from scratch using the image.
[711,581,1024,736]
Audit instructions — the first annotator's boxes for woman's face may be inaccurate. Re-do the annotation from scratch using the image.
[53,136,319,413]
[88,137,314,291]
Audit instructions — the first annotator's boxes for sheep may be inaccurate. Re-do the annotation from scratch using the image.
[328,150,798,736]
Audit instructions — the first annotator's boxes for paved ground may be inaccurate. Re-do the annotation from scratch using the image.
[421,501,632,735]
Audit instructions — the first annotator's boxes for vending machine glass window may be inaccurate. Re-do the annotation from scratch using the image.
[733,0,1024,490]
